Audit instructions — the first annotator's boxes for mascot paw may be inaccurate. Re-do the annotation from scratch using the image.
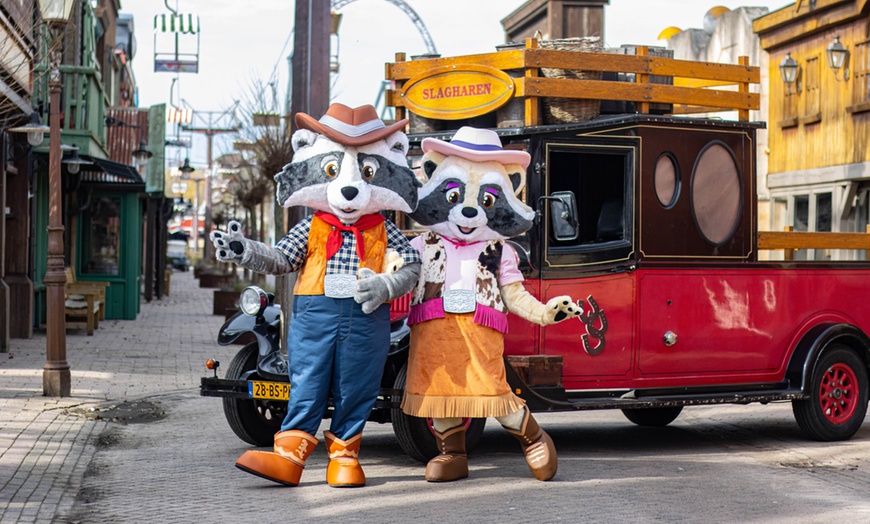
[355,267,390,314]
[382,249,404,274]
[210,220,247,263]
[545,295,581,324]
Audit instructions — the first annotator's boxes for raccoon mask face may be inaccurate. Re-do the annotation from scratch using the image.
[410,153,535,243]
[274,128,420,224]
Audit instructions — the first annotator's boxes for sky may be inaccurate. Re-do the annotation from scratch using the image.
[120,0,793,167]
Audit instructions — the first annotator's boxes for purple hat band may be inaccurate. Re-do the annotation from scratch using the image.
[448,139,504,152]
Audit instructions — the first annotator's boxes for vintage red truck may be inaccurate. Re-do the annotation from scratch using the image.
[202,41,870,462]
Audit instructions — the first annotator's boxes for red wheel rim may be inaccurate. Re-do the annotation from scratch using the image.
[817,363,859,424]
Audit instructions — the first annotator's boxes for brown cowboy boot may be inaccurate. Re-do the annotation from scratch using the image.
[425,424,468,482]
[235,430,318,486]
[324,431,366,487]
[504,410,557,481]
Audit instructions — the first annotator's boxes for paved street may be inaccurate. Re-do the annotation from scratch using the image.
[2,270,870,523]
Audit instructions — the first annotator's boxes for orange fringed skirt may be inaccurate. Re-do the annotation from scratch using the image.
[401,312,525,419]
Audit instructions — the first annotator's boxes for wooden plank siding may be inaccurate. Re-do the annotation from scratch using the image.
[755,7,870,176]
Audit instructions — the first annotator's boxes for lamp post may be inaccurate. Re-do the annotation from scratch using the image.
[39,0,76,397]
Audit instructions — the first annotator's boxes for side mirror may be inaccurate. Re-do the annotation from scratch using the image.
[538,191,579,242]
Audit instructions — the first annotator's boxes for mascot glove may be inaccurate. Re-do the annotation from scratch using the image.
[355,262,421,315]
[210,220,247,264]
[544,295,582,325]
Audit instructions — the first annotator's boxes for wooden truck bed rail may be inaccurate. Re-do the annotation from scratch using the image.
[757,227,870,260]
[385,38,760,127]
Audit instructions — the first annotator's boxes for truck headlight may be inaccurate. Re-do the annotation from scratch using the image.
[239,286,267,316]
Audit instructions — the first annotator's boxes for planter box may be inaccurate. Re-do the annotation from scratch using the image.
[213,289,238,315]
[200,273,234,289]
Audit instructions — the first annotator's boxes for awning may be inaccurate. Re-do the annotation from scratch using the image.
[81,156,146,190]
[153,14,200,34]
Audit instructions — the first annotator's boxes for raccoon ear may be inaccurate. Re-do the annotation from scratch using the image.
[385,131,409,156]
[504,164,527,196]
[420,151,445,181]
[291,129,318,153]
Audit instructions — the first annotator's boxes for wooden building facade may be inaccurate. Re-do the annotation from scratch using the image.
[754,0,870,260]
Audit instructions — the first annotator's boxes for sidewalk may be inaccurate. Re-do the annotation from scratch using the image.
[0,270,227,523]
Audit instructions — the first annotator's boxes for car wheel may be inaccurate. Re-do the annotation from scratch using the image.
[391,363,486,463]
[793,344,869,441]
[621,406,683,427]
[222,343,284,446]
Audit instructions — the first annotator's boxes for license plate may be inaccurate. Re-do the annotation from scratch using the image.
[248,381,290,401]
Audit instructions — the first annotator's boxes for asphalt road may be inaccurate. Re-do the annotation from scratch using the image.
[60,393,870,524]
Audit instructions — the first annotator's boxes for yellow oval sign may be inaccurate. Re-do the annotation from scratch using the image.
[401,65,515,121]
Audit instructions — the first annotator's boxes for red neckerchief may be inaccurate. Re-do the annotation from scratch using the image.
[441,235,482,249]
[315,211,385,262]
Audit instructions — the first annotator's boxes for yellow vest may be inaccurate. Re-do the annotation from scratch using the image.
[294,215,387,295]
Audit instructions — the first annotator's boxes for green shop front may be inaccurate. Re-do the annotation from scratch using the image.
[33,156,144,324]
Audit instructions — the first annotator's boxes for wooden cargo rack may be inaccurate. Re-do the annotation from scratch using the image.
[758,226,870,260]
[384,38,760,128]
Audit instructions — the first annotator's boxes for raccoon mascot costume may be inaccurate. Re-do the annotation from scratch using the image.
[403,126,581,482]
[210,104,421,488]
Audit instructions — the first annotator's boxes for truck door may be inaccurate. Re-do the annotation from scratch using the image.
[537,138,637,390]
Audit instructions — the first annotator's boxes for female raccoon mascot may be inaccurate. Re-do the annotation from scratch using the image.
[403,126,581,482]
[210,103,422,488]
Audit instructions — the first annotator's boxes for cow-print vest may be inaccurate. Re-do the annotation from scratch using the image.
[408,231,509,333]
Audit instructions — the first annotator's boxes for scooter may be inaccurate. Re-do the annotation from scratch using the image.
[200,285,485,461]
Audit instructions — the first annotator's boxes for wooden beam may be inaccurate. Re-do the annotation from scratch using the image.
[515,77,760,111]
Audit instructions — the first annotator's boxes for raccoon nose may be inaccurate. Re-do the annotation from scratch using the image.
[341,186,359,201]
[461,207,478,218]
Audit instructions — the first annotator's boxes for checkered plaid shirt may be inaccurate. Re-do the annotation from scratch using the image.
[275,215,420,275]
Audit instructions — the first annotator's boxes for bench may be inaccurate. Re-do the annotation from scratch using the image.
[64,267,110,335]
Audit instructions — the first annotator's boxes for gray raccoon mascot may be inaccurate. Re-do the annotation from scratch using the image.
[402,126,581,482]
[210,103,422,488]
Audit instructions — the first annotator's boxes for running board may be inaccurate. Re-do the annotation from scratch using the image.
[504,360,807,412]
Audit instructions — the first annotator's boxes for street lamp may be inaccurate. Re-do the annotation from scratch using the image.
[779,52,799,93]
[38,0,76,397]
[8,111,51,146]
[132,139,153,172]
[826,36,849,81]
[62,146,92,175]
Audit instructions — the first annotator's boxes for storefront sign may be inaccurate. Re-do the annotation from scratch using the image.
[400,65,514,120]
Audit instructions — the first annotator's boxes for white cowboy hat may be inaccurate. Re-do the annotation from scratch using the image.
[421,126,531,169]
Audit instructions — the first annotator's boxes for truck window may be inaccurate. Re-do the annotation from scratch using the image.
[544,143,633,268]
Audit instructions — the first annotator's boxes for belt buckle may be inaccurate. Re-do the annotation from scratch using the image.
[442,289,476,314]
[323,274,357,299]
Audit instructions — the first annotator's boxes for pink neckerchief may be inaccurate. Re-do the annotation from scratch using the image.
[441,235,483,249]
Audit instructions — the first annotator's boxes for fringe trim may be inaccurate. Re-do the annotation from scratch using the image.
[401,392,526,419]
[407,299,445,326]
[473,305,509,334]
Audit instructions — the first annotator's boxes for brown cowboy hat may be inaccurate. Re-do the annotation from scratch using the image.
[294,103,409,147]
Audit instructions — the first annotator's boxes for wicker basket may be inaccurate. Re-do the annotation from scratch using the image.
[538,36,602,124]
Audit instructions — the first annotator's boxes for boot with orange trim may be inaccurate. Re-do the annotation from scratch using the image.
[503,409,557,481]
[235,430,318,486]
[425,424,468,482]
[324,431,366,487]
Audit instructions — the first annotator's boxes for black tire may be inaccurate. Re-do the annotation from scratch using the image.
[391,363,486,463]
[621,406,683,427]
[222,343,284,446]
[793,345,869,441]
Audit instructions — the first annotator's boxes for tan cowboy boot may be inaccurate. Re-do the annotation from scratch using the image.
[425,424,468,482]
[504,410,557,481]
[235,430,318,486]
[324,431,366,487]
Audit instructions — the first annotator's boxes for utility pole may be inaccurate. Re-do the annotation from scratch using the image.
[282,0,330,343]
[183,110,239,260]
